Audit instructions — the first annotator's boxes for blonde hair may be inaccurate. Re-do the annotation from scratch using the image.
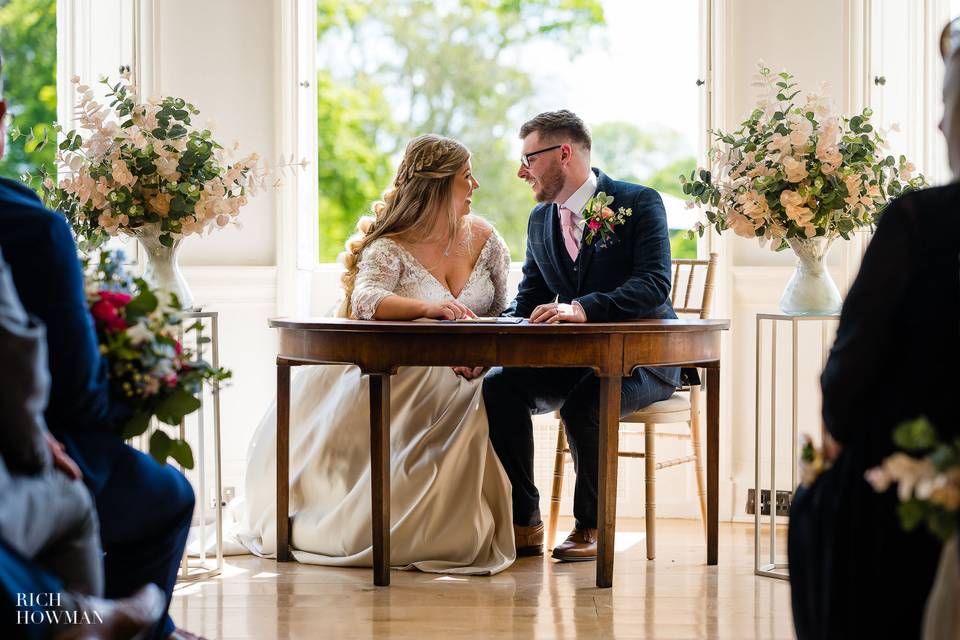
[338,134,470,318]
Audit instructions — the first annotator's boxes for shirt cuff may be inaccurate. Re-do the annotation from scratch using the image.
[572,300,587,322]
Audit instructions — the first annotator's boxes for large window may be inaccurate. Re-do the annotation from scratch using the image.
[0,0,57,181]
[314,0,705,262]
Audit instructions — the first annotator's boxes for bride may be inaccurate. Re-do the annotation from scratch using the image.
[235,134,516,574]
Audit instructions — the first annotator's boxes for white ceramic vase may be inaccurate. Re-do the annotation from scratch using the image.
[136,234,194,310]
[778,235,842,316]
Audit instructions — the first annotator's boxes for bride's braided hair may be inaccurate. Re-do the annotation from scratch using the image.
[338,134,470,318]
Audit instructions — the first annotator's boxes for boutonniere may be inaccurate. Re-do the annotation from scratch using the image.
[583,191,632,247]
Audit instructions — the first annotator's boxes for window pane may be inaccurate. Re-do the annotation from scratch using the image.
[0,0,57,181]
[315,0,703,262]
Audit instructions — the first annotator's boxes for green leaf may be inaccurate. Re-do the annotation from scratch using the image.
[898,498,927,531]
[168,438,195,469]
[122,411,152,439]
[155,388,201,425]
[149,430,172,465]
[929,444,957,472]
[893,416,939,452]
[125,289,158,319]
[927,509,957,541]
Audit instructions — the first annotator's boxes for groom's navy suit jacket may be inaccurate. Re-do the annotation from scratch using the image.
[505,168,680,388]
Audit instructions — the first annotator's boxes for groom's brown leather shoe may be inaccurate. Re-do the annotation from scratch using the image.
[551,527,598,562]
[513,522,544,557]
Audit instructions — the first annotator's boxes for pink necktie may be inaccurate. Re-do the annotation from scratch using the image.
[558,206,580,261]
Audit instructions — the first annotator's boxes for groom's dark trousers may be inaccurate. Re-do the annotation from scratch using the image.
[483,168,679,529]
[0,176,194,640]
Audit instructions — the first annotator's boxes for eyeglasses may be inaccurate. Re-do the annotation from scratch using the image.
[520,144,562,168]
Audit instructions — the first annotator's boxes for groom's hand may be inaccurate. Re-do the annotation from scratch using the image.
[452,366,486,380]
[529,302,587,324]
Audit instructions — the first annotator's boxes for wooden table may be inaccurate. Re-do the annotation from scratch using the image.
[268,318,729,588]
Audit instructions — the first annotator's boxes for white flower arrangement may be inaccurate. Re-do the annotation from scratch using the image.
[23,69,302,252]
[684,63,926,250]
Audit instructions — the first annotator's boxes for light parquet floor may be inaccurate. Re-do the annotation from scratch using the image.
[170,518,793,639]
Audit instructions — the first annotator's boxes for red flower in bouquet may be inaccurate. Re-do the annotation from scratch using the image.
[90,290,132,333]
[84,251,231,468]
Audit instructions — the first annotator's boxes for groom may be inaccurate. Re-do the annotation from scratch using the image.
[482,110,680,561]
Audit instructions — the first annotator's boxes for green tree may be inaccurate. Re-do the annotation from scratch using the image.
[591,123,698,258]
[316,71,395,262]
[644,155,697,201]
[315,0,605,261]
[591,121,690,186]
[0,0,57,179]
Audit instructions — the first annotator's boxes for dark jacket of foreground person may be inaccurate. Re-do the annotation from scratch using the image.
[789,183,960,639]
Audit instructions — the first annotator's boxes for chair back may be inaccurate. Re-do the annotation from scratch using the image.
[670,253,718,320]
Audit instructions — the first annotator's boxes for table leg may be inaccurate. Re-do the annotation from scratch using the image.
[596,374,622,588]
[369,374,391,586]
[707,365,720,566]
[276,363,291,562]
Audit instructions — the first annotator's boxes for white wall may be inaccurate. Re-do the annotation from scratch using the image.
[153,0,278,267]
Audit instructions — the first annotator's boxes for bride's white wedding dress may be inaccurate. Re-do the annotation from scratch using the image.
[235,231,516,574]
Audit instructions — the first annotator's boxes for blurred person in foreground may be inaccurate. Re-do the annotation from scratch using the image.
[789,24,960,640]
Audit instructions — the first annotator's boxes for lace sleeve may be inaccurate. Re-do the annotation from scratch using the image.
[488,230,512,316]
[351,239,402,320]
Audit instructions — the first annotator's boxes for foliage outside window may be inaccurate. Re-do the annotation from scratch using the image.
[0,0,57,181]
[314,0,699,262]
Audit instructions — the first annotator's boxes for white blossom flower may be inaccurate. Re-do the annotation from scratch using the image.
[126,322,153,346]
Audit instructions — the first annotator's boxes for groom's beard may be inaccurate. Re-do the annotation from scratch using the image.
[533,163,565,203]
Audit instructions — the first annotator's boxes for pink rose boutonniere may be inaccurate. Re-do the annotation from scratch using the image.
[583,191,632,247]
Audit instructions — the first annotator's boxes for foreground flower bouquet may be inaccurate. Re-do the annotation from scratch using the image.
[86,250,231,468]
[866,417,960,540]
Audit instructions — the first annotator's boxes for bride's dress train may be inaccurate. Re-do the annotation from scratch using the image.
[234,231,516,574]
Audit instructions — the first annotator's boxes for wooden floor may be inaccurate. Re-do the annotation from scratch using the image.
[169,518,793,639]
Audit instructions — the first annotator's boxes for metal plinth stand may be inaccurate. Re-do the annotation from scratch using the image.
[176,310,224,582]
[754,313,838,580]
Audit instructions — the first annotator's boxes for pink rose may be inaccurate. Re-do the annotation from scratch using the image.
[588,219,601,231]
[601,206,614,220]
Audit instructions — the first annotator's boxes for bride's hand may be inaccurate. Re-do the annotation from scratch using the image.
[422,300,478,320]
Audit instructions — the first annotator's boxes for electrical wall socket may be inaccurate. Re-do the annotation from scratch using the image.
[746,488,792,516]
[213,486,236,508]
